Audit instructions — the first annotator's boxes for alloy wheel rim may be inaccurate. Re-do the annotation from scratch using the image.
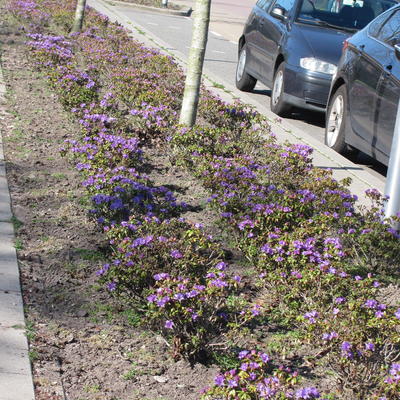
[326,94,344,147]
[272,70,283,106]
[236,48,246,82]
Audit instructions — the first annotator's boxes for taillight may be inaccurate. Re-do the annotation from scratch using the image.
[342,40,349,52]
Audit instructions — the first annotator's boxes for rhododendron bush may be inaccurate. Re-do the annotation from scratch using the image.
[8,0,400,398]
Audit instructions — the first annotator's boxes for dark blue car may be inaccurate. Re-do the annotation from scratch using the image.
[325,3,400,166]
[236,0,397,116]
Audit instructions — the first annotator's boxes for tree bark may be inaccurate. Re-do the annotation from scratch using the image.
[179,0,211,126]
[71,0,87,33]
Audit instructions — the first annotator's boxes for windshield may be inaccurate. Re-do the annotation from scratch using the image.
[296,0,397,30]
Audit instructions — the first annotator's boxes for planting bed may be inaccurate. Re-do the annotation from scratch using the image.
[0,0,399,399]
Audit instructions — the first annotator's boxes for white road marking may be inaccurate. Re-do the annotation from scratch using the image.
[147,22,158,26]
[212,50,225,54]
[230,40,238,45]
[210,31,222,37]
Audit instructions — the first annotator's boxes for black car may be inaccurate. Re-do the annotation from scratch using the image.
[325,4,400,166]
[236,0,397,116]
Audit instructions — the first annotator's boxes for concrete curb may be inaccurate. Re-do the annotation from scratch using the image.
[0,59,35,399]
[105,0,192,16]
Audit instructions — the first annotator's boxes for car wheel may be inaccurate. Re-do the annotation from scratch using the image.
[235,44,257,92]
[270,62,292,117]
[325,85,348,154]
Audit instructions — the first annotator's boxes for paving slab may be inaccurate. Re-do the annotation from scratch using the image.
[0,260,21,293]
[0,328,31,374]
[0,291,25,328]
[0,372,35,400]
[0,177,12,222]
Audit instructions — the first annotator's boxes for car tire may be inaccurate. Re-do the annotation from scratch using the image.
[270,62,292,117]
[325,85,349,154]
[235,44,257,92]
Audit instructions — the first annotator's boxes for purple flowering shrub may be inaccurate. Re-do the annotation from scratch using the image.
[25,32,101,110]
[100,217,224,298]
[258,265,375,327]
[46,64,100,110]
[146,266,243,359]
[170,122,272,170]
[201,350,332,399]
[25,33,73,65]
[299,287,400,398]
[371,363,400,400]
[197,96,267,134]
[62,129,142,170]
[338,189,400,279]
[79,166,184,224]
[8,0,51,29]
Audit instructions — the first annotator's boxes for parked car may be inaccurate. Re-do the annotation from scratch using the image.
[236,0,397,116]
[325,3,400,166]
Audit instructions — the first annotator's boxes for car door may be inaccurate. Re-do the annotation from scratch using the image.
[374,10,400,163]
[348,34,387,147]
[257,0,296,84]
[245,0,274,77]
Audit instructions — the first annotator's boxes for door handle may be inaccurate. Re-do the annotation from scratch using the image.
[386,64,393,71]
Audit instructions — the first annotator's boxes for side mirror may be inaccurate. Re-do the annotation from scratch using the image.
[395,44,400,59]
[271,6,287,20]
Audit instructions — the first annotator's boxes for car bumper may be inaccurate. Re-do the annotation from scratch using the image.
[283,64,333,112]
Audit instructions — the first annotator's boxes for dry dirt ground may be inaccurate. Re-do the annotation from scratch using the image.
[0,10,223,400]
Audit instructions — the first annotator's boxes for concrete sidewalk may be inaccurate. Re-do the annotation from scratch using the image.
[0,63,35,398]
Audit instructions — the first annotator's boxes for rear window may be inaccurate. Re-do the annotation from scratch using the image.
[297,0,398,30]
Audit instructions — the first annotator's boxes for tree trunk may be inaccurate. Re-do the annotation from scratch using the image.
[179,0,211,126]
[71,0,87,33]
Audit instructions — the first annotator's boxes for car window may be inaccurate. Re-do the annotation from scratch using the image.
[297,0,397,30]
[273,0,296,13]
[257,0,273,10]
[371,8,400,43]
[368,9,395,36]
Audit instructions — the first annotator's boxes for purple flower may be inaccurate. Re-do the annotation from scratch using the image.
[238,350,249,359]
[365,342,375,351]
[304,311,319,324]
[335,297,346,304]
[322,331,338,341]
[341,341,352,351]
[364,299,378,309]
[240,363,249,371]
[295,387,320,399]
[214,374,224,386]
[106,281,117,291]
[170,249,183,259]
[210,279,228,288]
[395,308,400,320]
[154,273,170,281]
[147,294,157,303]
[215,261,228,270]
[164,320,174,329]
